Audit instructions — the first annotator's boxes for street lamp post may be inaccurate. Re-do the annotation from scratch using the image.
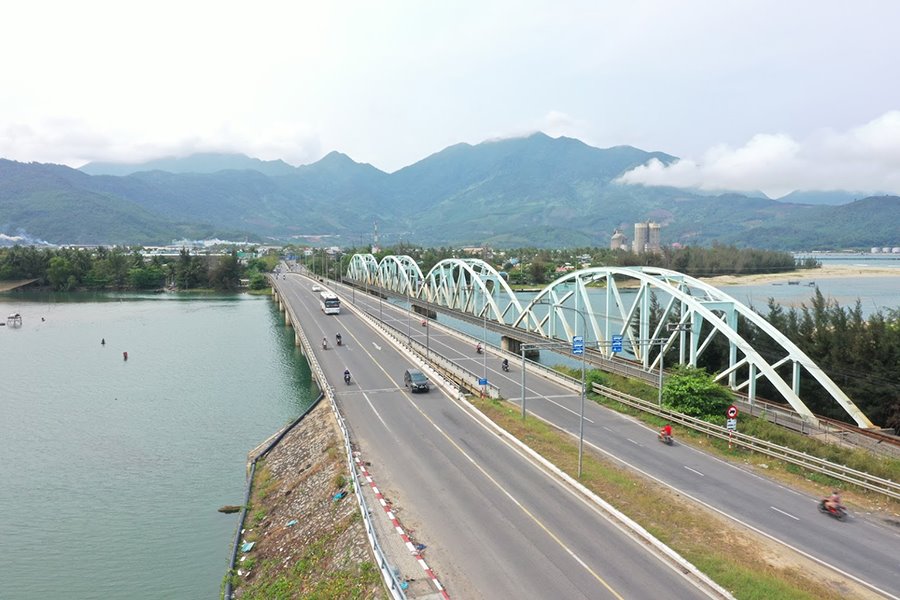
[482,309,487,380]
[535,301,589,479]
[655,323,691,407]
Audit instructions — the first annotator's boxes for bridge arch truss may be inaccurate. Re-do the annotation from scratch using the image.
[345,256,872,428]
[511,266,872,428]
[347,253,379,286]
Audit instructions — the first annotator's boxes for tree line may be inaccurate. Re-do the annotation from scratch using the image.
[309,243,815,285]
[0,245,278,291]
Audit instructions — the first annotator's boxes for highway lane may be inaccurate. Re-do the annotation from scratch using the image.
[276,274,715,599]
[339,279,900,599]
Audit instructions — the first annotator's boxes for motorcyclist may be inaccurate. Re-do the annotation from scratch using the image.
[659,423,673,441]
[476,343,483,354]
[343,368,351,383]
[336,333,342,346]
[824,489,842,512]
[322,337,327,350]
[501,358,509,371]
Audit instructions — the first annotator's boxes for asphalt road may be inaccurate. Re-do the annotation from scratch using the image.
[275,273,717,599]
[336,278,900,599]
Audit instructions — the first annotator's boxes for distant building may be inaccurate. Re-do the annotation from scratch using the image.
[632,221,661,254]
[633,223,648,254]
[648,222,660,252]
[610,230,627,251]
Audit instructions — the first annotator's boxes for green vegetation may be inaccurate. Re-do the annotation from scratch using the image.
[0,244,280,292]
[237,533,381,600]
[662,366,733,419]
[750,291,900,432]
[346,242,813,284]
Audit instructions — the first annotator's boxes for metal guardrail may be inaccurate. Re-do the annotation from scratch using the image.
[362,307,502,400]
[275,282,408,600]
[593,384,900,501]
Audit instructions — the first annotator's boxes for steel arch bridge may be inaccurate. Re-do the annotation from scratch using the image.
[345,255,873,428]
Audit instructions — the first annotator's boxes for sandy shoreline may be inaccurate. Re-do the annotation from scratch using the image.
[700,265,900,286]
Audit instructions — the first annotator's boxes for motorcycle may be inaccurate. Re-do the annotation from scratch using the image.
[322,339,327,350]
[657,431,673,445]
[336,335,342,346]
[818,500,847,520]
[501,361,510,372]
[476,345,483,355]
[344,372,352,385]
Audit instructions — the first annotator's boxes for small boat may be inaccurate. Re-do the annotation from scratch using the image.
[787,280,800,285]
[7,313,22,327]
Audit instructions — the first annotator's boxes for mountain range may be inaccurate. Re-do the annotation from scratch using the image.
[1,133,897,249]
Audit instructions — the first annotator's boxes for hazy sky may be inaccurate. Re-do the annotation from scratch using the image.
[2,1,899,197]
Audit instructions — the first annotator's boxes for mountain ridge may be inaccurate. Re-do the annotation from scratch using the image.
[1,133,896,248]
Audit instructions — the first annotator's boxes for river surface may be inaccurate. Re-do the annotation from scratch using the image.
[1,291,315,600]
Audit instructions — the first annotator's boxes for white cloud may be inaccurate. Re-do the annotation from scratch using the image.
[617,111,900,198]
[0,118,324,167]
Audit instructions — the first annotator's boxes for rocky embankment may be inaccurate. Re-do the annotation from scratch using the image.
[229,400,385,598]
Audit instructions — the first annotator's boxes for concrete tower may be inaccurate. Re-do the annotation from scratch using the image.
[633,222,649,254]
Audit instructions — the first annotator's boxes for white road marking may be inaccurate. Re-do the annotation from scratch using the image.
[363,392,392,434]
[683,466,704,477]
[627,438,641,446]
[372,342,382,350]
[770,506,800,521]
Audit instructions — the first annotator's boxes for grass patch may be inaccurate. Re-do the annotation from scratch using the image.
[470,394,851,600]
[237,525,382,600]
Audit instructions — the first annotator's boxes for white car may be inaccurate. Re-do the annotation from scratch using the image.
[312,284,321,291]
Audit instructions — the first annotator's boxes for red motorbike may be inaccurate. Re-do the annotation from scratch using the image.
[817,500,848,520]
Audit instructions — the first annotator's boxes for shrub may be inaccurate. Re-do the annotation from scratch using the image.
[663,365,733,420]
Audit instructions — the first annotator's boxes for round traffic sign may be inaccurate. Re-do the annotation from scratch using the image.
[726,405,738,419]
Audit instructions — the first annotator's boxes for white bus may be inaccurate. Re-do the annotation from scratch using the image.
[319,291,340,315]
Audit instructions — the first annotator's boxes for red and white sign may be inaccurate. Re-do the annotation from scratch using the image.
[726,405,739,419]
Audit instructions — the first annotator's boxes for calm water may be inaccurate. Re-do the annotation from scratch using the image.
[0,292,315,600]
[720,275,900,315]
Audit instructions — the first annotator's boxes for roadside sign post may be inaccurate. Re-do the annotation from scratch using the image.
[611,334,623,353]
[726,405,739,449]
[572,335,584,355]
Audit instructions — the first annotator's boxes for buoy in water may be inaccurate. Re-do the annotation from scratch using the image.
[123,351,128,361]
[101,338,106,345]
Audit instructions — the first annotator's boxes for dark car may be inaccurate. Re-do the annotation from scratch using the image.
[404,368,430,393]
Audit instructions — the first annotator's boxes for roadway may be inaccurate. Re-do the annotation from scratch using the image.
[275,273,717,599]
[339,279,900,599]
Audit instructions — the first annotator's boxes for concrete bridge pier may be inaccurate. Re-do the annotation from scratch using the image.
[501,335,540,360]
[411,304,437,320]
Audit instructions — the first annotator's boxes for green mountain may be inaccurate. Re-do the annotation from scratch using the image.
[80,152,298,176]
[1,133,898,249]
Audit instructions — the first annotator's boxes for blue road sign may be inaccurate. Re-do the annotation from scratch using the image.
[479,378,488,386]
[572,335,584,355]
[611,334,623,353]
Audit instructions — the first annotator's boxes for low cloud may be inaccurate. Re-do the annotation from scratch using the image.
[0,118,324,168]
[617,111,900,198]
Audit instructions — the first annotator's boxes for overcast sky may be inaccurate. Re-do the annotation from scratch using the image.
[2,1,899,197]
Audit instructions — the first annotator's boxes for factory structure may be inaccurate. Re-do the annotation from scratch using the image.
[610,222,662,254]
